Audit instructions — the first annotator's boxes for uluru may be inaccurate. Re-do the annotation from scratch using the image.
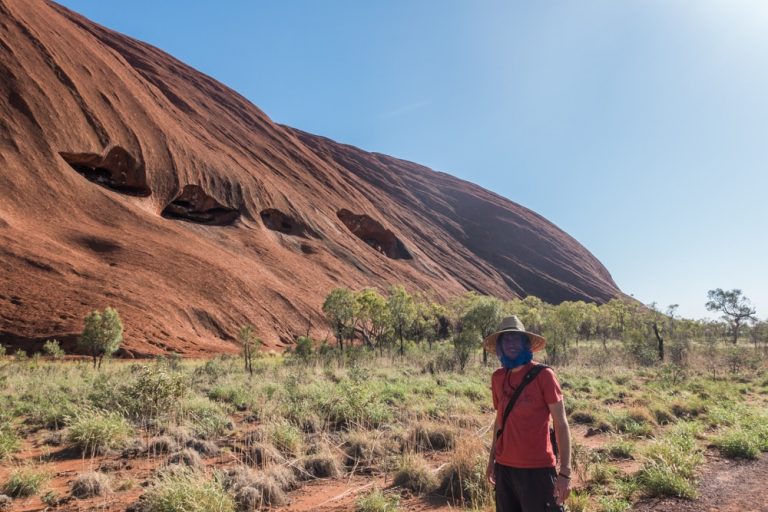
[0,0,621,356]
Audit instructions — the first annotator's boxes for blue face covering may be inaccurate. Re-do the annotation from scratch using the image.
[497,333,533,369]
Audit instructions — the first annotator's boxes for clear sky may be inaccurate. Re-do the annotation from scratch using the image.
[58,0,766,321]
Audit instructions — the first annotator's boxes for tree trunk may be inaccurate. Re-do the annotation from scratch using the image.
[732,320,740,344]
[652,322,664,362]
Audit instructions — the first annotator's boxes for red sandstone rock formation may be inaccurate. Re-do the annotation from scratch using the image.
[0,0,622,355]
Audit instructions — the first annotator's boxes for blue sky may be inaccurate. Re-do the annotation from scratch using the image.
[58,1,766,320]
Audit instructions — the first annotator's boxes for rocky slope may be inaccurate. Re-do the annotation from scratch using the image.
[0,0,621,355]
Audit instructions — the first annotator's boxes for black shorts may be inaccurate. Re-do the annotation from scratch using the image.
[495,464,564,512]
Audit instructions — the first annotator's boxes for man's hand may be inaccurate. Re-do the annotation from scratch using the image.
[486,461,495,485]
[554,474,571,505]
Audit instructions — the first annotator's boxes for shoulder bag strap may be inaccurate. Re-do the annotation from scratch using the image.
[496,364,551,439]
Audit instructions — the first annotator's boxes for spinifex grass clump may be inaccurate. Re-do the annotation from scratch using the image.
[67,408,132,456]
[356,488,400,512]
[141,467,234,512]
[393,453,437,494]
[71,471,111,498]
[2,467,49,498]
[437,440,493,508]
[0,417,19,460]
[638,423,703,499]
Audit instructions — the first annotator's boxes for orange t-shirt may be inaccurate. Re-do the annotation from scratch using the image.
[491,362,563,468]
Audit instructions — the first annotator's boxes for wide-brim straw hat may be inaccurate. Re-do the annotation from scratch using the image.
[482,315,546,353]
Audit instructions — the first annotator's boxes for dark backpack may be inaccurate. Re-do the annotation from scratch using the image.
[496,364,559,460]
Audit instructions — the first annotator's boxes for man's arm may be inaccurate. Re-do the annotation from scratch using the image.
[486,415,500,485]
[549,399,572,504]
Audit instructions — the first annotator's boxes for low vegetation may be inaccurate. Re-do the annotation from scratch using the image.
[0,287,765,511]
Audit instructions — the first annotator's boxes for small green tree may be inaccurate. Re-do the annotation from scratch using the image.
[706,289,757,344]
[78,307,123,369]
[387,285,417,356]
[293,336,314,361]
[461,295,503,365]
[453,330,479,372]
[239,325,261,376]
[42,339,65,359]
[322,287,359,353]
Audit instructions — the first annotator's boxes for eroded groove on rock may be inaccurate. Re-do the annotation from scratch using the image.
[162,185,240,226]
[60,146,151,196]
[336,209,412,260]
[260,208,314,238]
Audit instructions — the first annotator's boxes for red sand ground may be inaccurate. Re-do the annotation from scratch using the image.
[0,0,621,356]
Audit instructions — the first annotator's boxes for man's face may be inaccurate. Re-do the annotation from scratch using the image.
[496,332,529,359]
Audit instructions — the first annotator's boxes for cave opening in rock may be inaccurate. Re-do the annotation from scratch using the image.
[336,209,412,260]
[162,185,240,226]
[59,147,152,197]
[260,208,314,238]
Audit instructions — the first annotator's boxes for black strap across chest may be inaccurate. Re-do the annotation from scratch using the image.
[496,363,550,439]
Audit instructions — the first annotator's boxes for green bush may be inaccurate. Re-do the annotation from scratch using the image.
[0,420,20,459]
[67,408,131,456]
[181,397,231,439]
[393,454,437,494]
[142,467,234,512]
[2,467,48,497]
[42,339,65,359]
[356,488,400,512]
[714,428,761,460]
[78,307,123,368]
[638,425,702,499]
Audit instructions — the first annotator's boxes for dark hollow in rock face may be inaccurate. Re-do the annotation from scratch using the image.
[161,185,240,226]
[60,147,152,197]
[336,209,412,260]
[259,208,314,238]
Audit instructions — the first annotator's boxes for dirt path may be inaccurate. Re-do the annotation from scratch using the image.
[633,452,768,512]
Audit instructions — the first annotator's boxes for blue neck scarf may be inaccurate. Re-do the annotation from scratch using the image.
[500,349,533,369]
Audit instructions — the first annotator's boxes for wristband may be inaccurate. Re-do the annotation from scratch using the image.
[558,472,571,480]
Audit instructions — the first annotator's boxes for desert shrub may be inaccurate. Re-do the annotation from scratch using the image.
[123,365,188,422]
[71,471,111,498]
[146,436,179,455]
[2,467,48,497]
[605,439,635,459]
[670,398,707,419]
[142,467,234,512]
[223,467,287,510]
[356,488,400,512]
[302,452,341,479]
[181,397,231,439]
[596,495,632,512]
[343,431,383,470]
[42,339,65,359]
[405,422,456,451]
[67,408,131,456]
[638,424,702,499]
[393,454,437,494]
[567,491,590,512]
[243,442,281,468]
[608,409,654,437]
[208,385,250,411]
[293,336,314,361]
[26,390,79,430]
[437,442,492,508]
[0,421,19,460]
[590,462,620,485]
[0,344,5,357]
[714,428,761,460]
[264,421,303,457]
[78,307,123,369]
[188,439,220,457]
[166,448,203,469]
[570,409,597,425]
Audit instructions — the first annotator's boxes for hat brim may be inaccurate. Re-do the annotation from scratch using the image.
[482,328,546,353]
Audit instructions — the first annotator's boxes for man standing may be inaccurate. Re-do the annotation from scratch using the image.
[484,316,572,512]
